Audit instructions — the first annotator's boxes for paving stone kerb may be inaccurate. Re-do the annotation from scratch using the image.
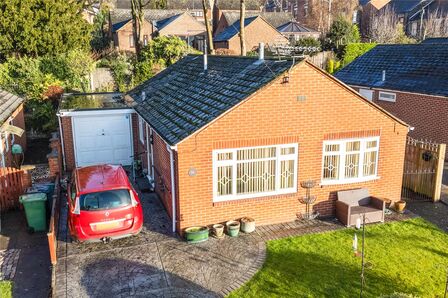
[55,189,413,297]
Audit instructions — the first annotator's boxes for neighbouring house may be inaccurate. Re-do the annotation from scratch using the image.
[125,54,409,234]
[0,89,26,168]
[111,18,155,52]
[405,0,448,39]
[155,12,206,52]
[213,10,293,36]
[358,0,391,37]
[276,21,320,42]
[58,93,136,171]
[109,9,206,52]
[214,16,289,54]
[421,37,448,43]
[335,43,448,156]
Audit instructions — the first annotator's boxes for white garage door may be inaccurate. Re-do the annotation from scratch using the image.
[73,113,133,167]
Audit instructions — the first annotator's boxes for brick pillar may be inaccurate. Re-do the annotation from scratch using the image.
[21,169,32,189]
[47,151,59,178]
[49,132,63,175]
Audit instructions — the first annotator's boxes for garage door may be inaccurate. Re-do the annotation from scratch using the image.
[73,113,133,167]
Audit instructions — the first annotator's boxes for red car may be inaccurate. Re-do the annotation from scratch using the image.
[67,164,143,243]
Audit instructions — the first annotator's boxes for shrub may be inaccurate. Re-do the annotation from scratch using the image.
[341,43,376,66]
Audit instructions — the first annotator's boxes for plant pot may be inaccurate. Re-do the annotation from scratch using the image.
[184,226,209,244]
[240,217,256,233]
[226,220,240,237]
[212,224,224,238]
[395,200,406,213]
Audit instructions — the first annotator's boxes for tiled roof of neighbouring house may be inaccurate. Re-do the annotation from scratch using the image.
[421,37,448,44]
[222,11,293,29]
[155,13,182,30]
[110,9,185,24]
[111,19,130,32]
[0,89,24,125]
[335,44,448,97]
[277,21,319,33]
[214,16,258,42]
[127,55,297,145]
[391,0,432,13]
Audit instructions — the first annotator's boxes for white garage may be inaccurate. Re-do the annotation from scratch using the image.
[58,93,135,170]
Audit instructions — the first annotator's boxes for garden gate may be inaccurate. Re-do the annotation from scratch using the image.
[0,167,24,211]
[401,137,445,202]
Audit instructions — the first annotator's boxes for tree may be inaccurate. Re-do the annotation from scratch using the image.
[326,16,360,51]
[422,8,448,39]
[240,0,246,56]
[368,5,399,43]
[201,0,215,54]
[0,0,92,59]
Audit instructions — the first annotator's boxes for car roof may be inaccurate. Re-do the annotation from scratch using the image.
[74,164,130,194]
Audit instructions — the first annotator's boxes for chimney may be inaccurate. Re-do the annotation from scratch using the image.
[382,70,386,81]
[258,42,265,61]
[203,43,208,72]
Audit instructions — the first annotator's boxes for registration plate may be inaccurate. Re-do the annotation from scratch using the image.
[92,220,123,231]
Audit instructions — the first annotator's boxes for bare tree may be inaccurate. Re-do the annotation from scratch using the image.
[240,0,246,56]
[368,5,399,43]
[307,0,357,34]
[202,0,215,54]
[422,8,448,39]
[131,0,149,56]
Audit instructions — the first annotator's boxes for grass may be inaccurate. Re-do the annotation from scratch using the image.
[230,218,447,298]
[0,281,12,298]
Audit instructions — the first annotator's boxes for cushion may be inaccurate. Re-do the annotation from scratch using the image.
[351,205,381,214]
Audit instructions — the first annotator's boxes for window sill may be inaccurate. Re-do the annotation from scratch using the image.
[320,176,380,186]
[213,189,297,204]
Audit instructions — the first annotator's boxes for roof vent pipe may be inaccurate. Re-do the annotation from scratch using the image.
[141,91,146,100]
[258,42,264,61]
[203,43,208,72]
[382,70,386,82]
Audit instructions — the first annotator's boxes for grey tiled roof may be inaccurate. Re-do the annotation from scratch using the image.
[391,0,431,13]
[335,44,448,97]
[110,9,186,24]
[127,55,296,145]
[155,13,182,30]
[112,19,130,32]
[277,21,319,33]
[421,37,448,44]
[222,11,293,29]
[0,89,24,125]
[214,16,258,42]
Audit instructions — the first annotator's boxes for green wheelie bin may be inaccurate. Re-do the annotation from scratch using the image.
[19,193,47,232]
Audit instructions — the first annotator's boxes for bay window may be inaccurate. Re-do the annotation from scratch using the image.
[322,137,379,184]
[213,144,298,202]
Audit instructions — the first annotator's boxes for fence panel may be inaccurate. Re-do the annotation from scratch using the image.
[0,167,24,211]
[47,176,60,265]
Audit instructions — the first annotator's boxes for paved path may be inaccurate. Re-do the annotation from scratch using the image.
[55,188,351,298]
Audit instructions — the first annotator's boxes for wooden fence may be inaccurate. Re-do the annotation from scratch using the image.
[306,51,334,70]
[402,137,446,201]
[0,167,24,211]
[47,176,60,265]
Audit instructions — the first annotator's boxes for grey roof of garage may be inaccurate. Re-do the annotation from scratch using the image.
[0,89,24,125]
[127,55,295,145]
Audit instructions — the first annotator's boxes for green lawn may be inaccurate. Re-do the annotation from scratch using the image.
[0,281,12,298]
[230,218,447,298]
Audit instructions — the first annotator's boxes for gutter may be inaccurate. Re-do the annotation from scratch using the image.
[57,113,66,172]
[168,145,177,233]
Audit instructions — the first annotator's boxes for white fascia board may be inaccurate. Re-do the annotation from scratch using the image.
[59,109,135,117]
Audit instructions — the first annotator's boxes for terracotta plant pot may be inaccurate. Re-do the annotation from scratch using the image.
[395,200,406,213]
[212,224,224,238]
[240,217,256,233]
[226,220,240,237]
[184,226,209,244]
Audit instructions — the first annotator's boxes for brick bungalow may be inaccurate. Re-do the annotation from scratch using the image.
[126,54,409,233]
[214,16,289,55]
[0,89,26,168]
[335,43,448,157]
[112,19,154,52]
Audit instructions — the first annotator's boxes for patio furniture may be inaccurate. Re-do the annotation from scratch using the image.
[336,188,385,227]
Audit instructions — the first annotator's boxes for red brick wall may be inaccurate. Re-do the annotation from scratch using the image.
[113,20,154,52]
[354,88,448,157]
[60,116,75,171]
[173,62,408,231]
[1,104,26,168]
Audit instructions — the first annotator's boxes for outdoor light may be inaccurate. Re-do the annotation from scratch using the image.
[356,218,362,229]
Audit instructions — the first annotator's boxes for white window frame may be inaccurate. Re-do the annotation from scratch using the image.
[378,91,396,102]
[138,115,145,144]
[359,89,373,101]
[321,137,380,185]
[213,143,298,202]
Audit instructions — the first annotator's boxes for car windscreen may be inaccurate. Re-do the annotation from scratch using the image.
[79,189,131,211]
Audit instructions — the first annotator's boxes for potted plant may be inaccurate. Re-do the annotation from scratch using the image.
[395,200,406,213]
[184,226,209,244]
[212,224,224,238]
[226,220,240,237]
[240,217,256,233]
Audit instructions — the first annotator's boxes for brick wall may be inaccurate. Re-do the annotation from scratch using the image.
[214,17,288,53]
[1,104,26,168]
[113,20,154,52]
[173,61,408,232]
[60,116,75,171]
[353,88,448,158]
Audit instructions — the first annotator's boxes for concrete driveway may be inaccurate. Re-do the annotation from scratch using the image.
[55,189,265,298]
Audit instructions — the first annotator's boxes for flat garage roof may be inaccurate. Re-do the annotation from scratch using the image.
[58,92,128,114]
